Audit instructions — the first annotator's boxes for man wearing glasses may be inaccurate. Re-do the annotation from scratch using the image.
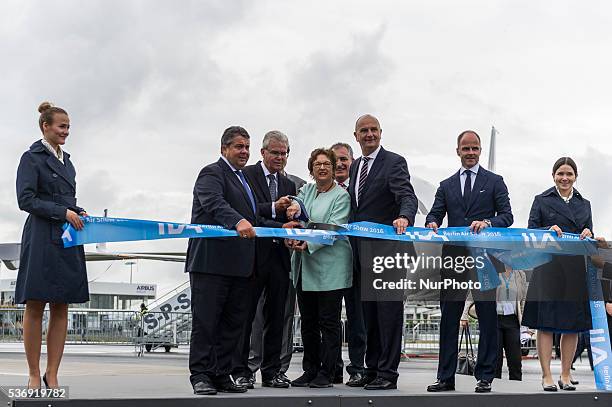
[233,131,298,388]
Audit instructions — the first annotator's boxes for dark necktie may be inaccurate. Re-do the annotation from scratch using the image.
[339,181,348,190]
[463,170,472,207]
[357,157,371,205]
[267,174,277,201]
[235,170,257,214]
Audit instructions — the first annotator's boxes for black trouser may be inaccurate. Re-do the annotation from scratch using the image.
[335,272,367,377]
[249,283,297,375]
[234,260,289,380]
[362,299,403,382]
[296,280,343,380]
[189,273,251,386]
[495,314,522,380]
[437,294,498,383]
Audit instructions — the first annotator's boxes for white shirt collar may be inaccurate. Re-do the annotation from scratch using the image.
[336,177,350,186]
[41,138,64,164]
[260,161,275,178]
[555,186,574,203]
[460,163,480,175]
[363,145,382,160]
[221,156,239,173]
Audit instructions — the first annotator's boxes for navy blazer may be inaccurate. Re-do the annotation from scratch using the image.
[243,161,296,270]
[185,158,279,277]
[348,147,418,226]
[425,167,513,227]
[527,187,592,234]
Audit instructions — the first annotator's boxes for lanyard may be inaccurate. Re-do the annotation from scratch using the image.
[500,271,513,299]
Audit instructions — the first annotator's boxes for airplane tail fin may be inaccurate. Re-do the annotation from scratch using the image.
[488,126,497,172]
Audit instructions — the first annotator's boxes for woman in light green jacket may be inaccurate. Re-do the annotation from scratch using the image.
[286,148,352,388]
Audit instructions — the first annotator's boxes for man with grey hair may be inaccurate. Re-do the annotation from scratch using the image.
[248,162,307,385]
[232,130,298,388]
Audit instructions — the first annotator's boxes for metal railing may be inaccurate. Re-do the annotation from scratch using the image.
[1,308,536,357]
[0,308,192,356]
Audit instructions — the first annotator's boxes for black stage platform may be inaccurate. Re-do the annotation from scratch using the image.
[1,349,610,406]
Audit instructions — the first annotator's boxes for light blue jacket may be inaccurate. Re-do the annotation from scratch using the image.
[291,183,352,291]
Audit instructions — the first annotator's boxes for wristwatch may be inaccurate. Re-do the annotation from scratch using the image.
[483,219,492,227]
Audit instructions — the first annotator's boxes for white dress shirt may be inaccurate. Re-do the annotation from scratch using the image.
[459,163,480,195]
[354,145,382,206]
[336,177,350,190]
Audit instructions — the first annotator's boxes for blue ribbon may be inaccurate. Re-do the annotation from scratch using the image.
[61,217,337,247]
[587,260,612,391]
[61,215,611,390]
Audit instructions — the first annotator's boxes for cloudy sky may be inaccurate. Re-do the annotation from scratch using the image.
[1,0,611,295]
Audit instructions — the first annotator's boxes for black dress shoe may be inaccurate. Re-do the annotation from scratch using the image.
[475,380,492,393]
[427,380,455,392]
[262,374,290,388]
[234,376,254,389]
[193,380,217,395]
[346,373,374,387]
[291,372,315,387]
[364,377,397,390]
[277,372,291,384]
[309,373,333,388]
[217,382,248,393]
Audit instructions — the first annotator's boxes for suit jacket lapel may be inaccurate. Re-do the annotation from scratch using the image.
[466,169,488,212]
[450,171,463,210]
[553,195,577,227]
[254,162,272,201]
[46,155,75,190]
[218,158,256,216]
[359,147,386,200]
[348,157,360,207]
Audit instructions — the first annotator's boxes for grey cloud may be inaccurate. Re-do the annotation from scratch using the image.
[288,26,392,131]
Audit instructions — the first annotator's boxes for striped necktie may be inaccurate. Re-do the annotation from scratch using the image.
[357,157,371,205]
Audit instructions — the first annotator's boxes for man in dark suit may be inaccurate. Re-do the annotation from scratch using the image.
[331,142,367,385]
[347,114,419,390]
[233,131,297,388]
[425,130,513,393]
[186,126,272,395]
[247,167,306,384]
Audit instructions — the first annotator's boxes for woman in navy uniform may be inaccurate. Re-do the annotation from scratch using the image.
[522,157,593,392]
[16,102,88,389]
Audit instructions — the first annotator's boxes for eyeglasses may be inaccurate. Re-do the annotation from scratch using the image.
[313,162,333,168]
[266,150,288,158]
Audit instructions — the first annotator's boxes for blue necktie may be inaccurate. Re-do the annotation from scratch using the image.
[235,170,257,214]
[463,170,472,207]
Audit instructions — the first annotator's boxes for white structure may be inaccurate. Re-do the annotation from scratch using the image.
[0,279,156,309]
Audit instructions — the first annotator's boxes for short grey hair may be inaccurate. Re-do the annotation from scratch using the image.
[331,142,354,159]
[262,130,290,151]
